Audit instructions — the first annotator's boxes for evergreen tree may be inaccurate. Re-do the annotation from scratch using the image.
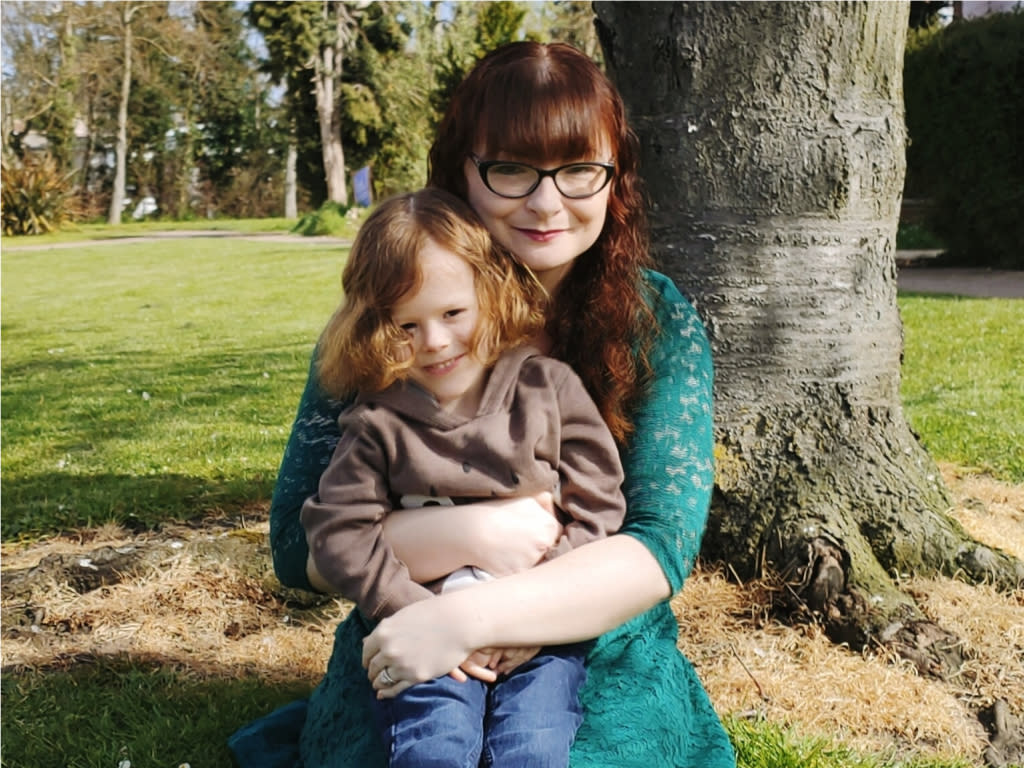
[191,2,288,217]
[429,2,531,128]
[248,1,418,207]
[248,1,366,205]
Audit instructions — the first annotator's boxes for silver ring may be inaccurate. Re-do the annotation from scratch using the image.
[379,666,396,686]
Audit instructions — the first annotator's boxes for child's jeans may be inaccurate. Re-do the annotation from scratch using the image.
[370,644,586,768]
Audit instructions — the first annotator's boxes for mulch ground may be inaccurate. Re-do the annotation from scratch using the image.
[2,464,1022,766]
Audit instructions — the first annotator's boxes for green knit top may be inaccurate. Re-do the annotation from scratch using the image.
[244,270,735,767]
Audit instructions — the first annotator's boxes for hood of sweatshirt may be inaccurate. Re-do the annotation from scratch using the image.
[350,344,542,431]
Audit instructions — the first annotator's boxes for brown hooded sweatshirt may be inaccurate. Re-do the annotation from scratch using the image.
[301,345,626,620]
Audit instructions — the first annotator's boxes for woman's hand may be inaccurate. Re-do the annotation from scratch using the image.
[363,596,479,698]
[472,492,561,576]
[381,492,561,582]
[364,535,671,699]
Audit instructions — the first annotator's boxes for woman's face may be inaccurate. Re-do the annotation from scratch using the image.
[464,147,612,294]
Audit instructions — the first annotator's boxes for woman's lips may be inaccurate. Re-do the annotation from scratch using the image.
[517,228,563,243]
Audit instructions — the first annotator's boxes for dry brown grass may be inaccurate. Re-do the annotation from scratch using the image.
[671,463,1024,764]
[2,465,1021,765]
[1,522,347,684]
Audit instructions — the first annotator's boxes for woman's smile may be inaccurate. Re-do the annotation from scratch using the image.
[465,151,611,294]
[517,227,565,243]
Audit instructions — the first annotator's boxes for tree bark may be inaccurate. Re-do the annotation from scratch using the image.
[314,0,349,206]
[594,1,1022,656]
[107,4,134,225]
[285,138,298,219]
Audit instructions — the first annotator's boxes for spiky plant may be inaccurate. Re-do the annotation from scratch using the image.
[1,154,73,236]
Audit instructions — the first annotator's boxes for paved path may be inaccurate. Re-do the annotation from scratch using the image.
[5,232,1020,298]
[1,230,350,252]
[897,267,1024,299]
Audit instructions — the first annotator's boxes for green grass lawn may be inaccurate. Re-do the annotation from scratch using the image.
[2,235,346,538]
[0,657,973,768]
[2,233,1020,767]
[1,657,313,768]
[900,294,1023,481]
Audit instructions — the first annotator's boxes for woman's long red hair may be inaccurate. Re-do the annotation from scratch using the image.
[428,41,656,442]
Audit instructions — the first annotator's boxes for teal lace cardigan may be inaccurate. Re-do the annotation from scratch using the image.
[230,270,736,767]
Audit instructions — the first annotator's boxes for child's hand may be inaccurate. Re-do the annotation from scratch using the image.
[492,646,541,675]
[450,648,500,683]
[444,646,542,684]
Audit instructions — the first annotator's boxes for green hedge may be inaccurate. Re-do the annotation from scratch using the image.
[904,12,1024,269]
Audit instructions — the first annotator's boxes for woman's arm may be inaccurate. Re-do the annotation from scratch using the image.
[363,272,715,693]
[269,350,350,592]
[381,493,561,582]
[363,534,669,695]
[614,272,715,593]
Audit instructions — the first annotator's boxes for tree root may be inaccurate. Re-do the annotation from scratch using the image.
[981,699,1024,768]
[770,530,1022,768]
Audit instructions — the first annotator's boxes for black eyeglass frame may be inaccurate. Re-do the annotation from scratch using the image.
[469,154,615,199]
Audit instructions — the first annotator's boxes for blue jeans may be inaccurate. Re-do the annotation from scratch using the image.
[370,645,587,768]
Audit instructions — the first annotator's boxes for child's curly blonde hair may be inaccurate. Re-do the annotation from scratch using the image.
[316,188,547,397]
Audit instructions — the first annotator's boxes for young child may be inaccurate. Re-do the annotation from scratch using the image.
[300,187,627,768]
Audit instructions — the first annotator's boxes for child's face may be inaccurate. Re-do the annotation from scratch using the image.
[392,240,487,412]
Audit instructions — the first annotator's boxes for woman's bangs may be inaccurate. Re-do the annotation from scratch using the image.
[479,88,609,161]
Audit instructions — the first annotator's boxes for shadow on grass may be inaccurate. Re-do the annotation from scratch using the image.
[3,654,976,768]
[2,343,313,539]
[0,472,272,539]
[1,653,313,768]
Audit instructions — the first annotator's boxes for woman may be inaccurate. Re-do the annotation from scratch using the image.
[233,41,735,767]
[304,188,626,767]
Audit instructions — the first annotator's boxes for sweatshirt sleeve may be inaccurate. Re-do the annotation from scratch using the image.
[544,365,628,558]
[300,413,434,619]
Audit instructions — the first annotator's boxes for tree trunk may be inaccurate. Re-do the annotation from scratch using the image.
[594,1,1022,658]
[107,4,134,225]
[285,138,298,219]
[314,0,348,206]
[174,110,196,219]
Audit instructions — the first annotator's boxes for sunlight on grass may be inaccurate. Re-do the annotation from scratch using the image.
[899,295,1024,482]
[2,237,347,536]
[725,717,975,768]
[1,217,299,245]
[0,660,975,768]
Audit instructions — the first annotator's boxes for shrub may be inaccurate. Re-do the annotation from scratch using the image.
[211,167,288,219]
[1,155,73,236]
[904,12,1024,269]
[291,200,365,238]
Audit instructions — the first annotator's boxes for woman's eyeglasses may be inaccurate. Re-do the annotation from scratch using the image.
[470,154,614,199]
